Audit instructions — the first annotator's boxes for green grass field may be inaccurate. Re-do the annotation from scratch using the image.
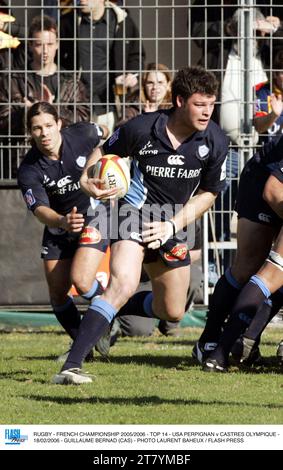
[0,326,282,425]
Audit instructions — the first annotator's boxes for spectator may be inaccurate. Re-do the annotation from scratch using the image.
[115,62,172,128]
[0,15,90,177]
[60,0,145,135]
[254,49,283,144]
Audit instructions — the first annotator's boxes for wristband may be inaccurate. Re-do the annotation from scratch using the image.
[167,219,177,236]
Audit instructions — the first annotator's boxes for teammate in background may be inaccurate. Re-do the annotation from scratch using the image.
[193,134,283,371]
[204,206,283,372]
[17,102,115,361]
[52,66,229,385]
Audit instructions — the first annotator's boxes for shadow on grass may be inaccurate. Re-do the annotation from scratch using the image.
[26,393,283,409]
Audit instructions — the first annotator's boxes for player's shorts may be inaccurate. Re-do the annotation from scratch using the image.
[111,201,191,268]
[41,207,110,260]
[235,160,282,228]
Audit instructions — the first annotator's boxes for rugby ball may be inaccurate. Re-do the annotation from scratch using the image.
[91,154,130,199]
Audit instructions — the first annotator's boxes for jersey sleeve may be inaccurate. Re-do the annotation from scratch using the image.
[102,124,132,157]
[270,162,283,183]
[199,138,229,193]
[17,165,50,212]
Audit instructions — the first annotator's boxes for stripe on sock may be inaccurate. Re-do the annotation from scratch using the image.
[81,280,99,300]
[143,292,155,318]
[250,275,271,298]
[88,297,117,323]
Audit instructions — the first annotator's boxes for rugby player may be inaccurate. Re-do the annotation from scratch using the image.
[18,102,115,361]
[193,134,283,371]
[52,66,229,385]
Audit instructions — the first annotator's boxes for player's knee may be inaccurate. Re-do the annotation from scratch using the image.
[157,305,185,322]
[72,275,93,296]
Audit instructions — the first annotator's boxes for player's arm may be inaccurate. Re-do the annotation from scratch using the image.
[143,190,217,249]
[172,189,217,229]
[263,174,283,219]
[79,146,118,199]
[34,205,84,233]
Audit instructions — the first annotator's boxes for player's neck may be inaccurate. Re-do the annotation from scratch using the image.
[167,114,194,148]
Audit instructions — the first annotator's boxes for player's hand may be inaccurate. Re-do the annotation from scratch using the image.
[270,93,283,118]
[61,206,85,233]
[83,176,119,200]
[42,84,55,103]
[142,220,175,249]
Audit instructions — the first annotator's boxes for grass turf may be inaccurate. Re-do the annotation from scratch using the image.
[0,326,282,424]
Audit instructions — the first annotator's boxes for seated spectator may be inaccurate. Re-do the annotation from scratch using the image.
[254,49,283,144]
[0,15,90,177]
[115,62,172,128]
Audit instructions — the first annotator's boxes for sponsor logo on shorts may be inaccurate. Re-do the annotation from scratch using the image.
[41,246,48,255]
[163,244,188,262]
[79,226,101,245]
[258,212,271,223]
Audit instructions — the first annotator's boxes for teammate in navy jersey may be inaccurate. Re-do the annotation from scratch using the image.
[52,66,229,385]
[204,216,283,372]
[18,102,116,364]
[193,135,283,371]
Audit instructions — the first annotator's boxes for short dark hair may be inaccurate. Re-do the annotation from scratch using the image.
[27,102,59,132]
[171,66,219,107]
[28,14,57,39]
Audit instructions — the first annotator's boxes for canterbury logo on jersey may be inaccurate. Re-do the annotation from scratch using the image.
[167,155,185,165]
[139,140,158,156]
[57,175,73,187]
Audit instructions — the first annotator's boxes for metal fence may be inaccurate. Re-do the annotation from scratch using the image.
[0,1,282,304]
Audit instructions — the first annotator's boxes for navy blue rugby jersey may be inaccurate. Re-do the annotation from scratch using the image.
[103,110,229,208]
[248,134,283,183]
[18,122,102,215]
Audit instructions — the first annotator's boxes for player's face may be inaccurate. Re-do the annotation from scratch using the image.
[178,93,216,132]
[30,112,62,156]
[144,71,170,104]
[30,30,58,68]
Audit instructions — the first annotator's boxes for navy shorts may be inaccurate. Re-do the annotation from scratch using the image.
[41,213,110,260]
[111,201,191,268]
[235,161,282,228]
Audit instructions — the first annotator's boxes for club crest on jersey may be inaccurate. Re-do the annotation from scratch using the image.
[164,244,188,262]
[197,145,209,159]
[79,226,101,245]
[76,156,86,168]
